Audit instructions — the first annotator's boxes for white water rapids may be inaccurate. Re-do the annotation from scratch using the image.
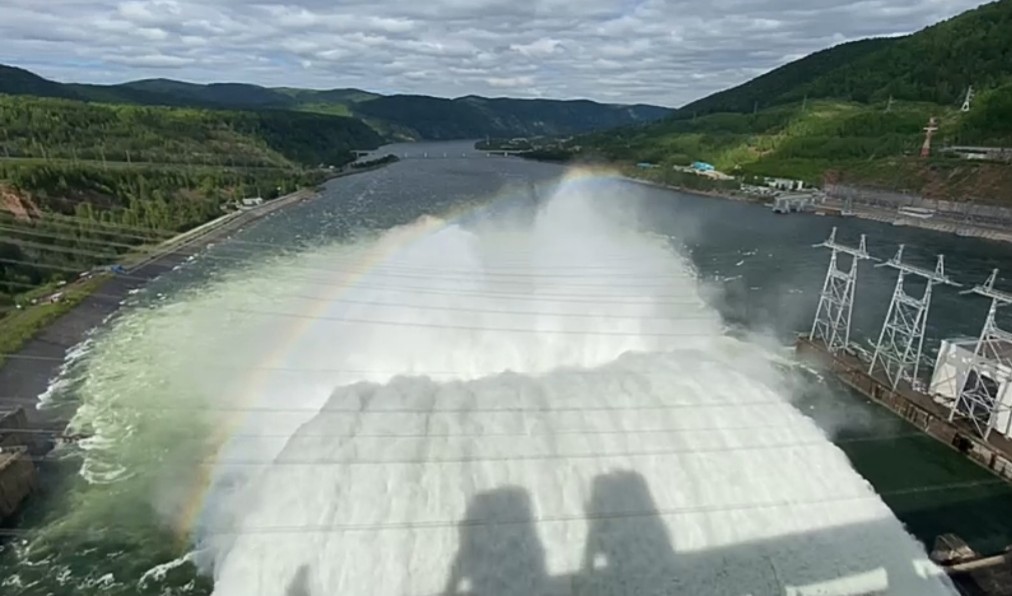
[65,174,953,595]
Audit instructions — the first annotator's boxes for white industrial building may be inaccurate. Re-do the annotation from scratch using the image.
[764,177,805,191]
[930,337,1012,439]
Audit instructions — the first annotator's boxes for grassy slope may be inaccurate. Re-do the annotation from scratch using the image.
[0,275,107,366]
[581,1,1012,200]
[579,84,1012,201]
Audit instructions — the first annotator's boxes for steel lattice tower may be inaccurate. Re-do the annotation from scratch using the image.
[809,227,870,354]
[868,246,955,389]
[947,270,1012,439]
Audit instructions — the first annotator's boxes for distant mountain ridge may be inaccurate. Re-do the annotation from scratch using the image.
[676,0,1012,117]
[0,64,671,140]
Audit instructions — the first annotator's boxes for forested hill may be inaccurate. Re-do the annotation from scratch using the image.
[0,95,382,168]
[353,95,671,140]
[0,94,384,315]
[677,39,893,116]
[678,0,1012,117]
[0,65,671,140]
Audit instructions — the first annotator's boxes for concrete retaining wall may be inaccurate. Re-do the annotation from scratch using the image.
[0,447,36,520]
[0,408,29,448]
[832,185,1012,227]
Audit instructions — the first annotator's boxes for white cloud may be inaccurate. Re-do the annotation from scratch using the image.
[106,53,196,67]
[510,38,561,57]
[485,75,535,88]
[0,0,991,105]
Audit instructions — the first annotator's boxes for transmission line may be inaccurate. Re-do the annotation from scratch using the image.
[0,424,928,443]
[0,395,797,415]
[0,478,1001,539]
[0,224,141,251]
[0,256,708,304]
[2,225,712,285]
[1,279,711,323]
[0,432,941,468]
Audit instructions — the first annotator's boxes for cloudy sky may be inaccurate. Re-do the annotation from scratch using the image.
[0,0,989,106]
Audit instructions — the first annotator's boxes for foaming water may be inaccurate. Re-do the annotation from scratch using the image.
[13,172,954,595]
[201,180,949,595]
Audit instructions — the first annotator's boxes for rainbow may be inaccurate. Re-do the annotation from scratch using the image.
[172,165,619,541]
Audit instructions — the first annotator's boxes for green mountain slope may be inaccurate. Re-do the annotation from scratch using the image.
[0,65,80,100]
[116,79,294,108]
[678,0,1012,116]
[582,99,940,178]
[678,39,893,117]
[574,0,1012,203]
[0,96,382,168]
[0,65,672,140]
[352,94,670,139]
[0,94,382,316]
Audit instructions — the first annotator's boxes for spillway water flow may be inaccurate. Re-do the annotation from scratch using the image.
[5,171,955,596]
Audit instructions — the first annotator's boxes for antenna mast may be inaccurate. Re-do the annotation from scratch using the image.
[946,270,1012,439]
[868,246,957,389]
[961,86,974,112]
[809,227,871,354]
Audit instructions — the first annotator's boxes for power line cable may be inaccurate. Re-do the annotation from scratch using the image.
[0,224,141,251]
[1,224,732,283]
[0,425,928,443]
[0,433,945,468]
[0,478,1002,538]
[1,279,712,322]
[0,257,710,304]
[0,397,797,415]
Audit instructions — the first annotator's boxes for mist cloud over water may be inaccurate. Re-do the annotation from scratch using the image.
[54,172,953,595]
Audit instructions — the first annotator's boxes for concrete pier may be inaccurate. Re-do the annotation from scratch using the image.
[0,446,36,521]
[0,407,39,523]
[796,336,1012,482]
[797,336,1012,594]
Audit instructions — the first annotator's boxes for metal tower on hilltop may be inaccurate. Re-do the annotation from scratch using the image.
[868,246,957,389]
[961,85,975,112]
[810,227,871,354]
[947,270,1012,439]
[921,116,939,158]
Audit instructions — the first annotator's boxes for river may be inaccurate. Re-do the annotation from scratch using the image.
[2,140,1012,595]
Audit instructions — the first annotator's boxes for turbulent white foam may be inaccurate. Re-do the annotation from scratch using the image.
[41,173,951,594]
[185,180,956,595]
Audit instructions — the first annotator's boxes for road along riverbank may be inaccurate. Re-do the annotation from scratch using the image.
[621,172,1012,245]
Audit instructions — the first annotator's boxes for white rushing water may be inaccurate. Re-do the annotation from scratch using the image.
[65,173,954,595]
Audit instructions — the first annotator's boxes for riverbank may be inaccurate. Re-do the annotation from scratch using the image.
[618,173,765,205]
[0,186,319,450]
[620,171,1012,245]
[823,199,1012,244]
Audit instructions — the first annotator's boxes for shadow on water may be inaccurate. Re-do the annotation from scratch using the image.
[577,470,687,594]
[285,565,312,596]
[443,471,954,596]
[444,486,549,596]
